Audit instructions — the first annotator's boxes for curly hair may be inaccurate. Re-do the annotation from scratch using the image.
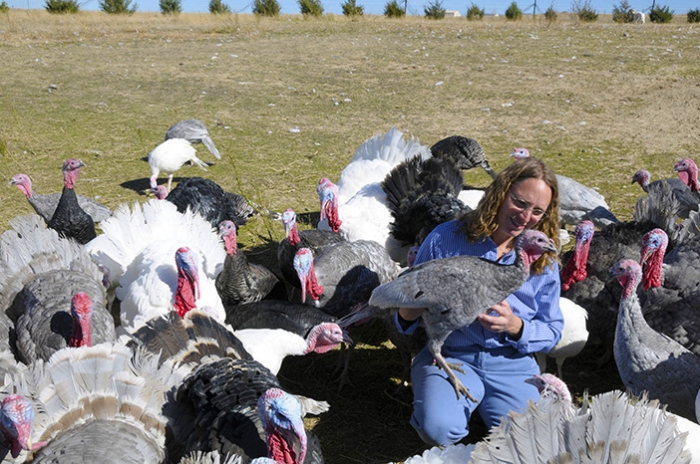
[458,156,560,274]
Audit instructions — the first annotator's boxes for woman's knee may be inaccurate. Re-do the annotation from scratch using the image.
[410,409,469,446]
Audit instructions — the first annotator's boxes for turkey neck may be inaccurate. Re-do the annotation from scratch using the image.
[642,248,664,291]
[69,313,92,347]
[287,223,301,247]
[174,269,198,317]
[63,168,80,190]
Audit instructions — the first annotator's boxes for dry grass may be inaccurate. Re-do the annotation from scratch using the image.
[0,10,698,463]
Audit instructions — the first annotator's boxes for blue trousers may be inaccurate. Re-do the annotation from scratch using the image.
[409,344,540,446]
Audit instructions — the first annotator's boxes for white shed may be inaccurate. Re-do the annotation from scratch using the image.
[444,9,461,17]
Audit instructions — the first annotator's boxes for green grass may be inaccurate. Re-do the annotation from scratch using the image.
[1,10,699,463]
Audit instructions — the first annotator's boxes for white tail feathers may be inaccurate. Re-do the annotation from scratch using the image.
[469,390,692,464]
[26,342,177,446]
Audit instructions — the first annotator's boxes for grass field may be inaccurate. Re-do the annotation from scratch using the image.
[1,9,699,463]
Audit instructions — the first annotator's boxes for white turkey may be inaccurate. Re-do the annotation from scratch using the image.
[148,138,209,191]
[340,229,557,400]
[118,245,226,334]
[47,158,97,245]
[511,148,618,228]
[10,173,111,224]
[0,342,185,463]
[317,127,432,262]
[470,385,693,463]
[535,297,588,380]
[226,300,351,375]
[610,258,700,421]
[216,220,284,306]
[0,214,115,364]
[165,119,221,160]
[84,199,226,330]
[163,357,325,463]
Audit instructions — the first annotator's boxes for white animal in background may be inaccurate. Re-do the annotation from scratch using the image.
[632,9,646,23]
[148,138,209,191]
[535,298,589,379]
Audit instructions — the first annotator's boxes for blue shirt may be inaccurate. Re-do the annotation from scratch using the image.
[397,220,564,355]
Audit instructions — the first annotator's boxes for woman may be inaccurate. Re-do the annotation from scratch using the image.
[396,156,564,446]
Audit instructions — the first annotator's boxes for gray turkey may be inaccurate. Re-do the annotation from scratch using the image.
[216,220,285,306]
[0,214,114,364]
[10,173,112,223]
[638,229,700,357]
[165,119,221,160]
[163,357,325,464]
[632,168,699,219]
[0,342,182,463]
[511,148,618,228]
[166,177,255,229]
[47,158,97,245]
[340,229,557,400]
[559,179,686,366]
[277,208,345,288]
[292,240,398,318]
[610,258,700,421]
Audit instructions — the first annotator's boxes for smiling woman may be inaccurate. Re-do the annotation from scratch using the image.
[395,156,564,447]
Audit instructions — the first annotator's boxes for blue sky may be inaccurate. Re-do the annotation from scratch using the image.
[7,0,697,17]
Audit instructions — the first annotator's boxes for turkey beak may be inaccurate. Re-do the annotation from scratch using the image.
[341,328,353,344]
[544,239,557,254]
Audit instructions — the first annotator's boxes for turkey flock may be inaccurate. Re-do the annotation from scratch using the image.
[3,121,700,464]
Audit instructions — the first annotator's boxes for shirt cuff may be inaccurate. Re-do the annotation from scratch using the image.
[505,318,530,352]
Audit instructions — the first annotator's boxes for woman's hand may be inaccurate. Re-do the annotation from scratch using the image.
[477,300,523,338]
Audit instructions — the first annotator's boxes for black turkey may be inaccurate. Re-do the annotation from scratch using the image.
[11,172,111,223]
[47,159,97,245]
[216,220,285,306]
[166,177,255,229]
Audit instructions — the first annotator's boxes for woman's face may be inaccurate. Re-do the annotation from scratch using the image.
[493,178,552,244]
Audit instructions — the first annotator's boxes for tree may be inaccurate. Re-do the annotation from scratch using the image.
[649,4,673,22]
[253,0,281,16]
[299,0,323,16]
[424,0,445,19]
[100,0,138,14]
[341,0,364,16]
[159,0,181,14]
[0,1,9,12]
[45,0,79,13]
[571,0,597,21]
[384,0,405,17]
[505,1,522,19]
[612,0,633,23]
[209,0,230,14]
[466,2,485,20]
